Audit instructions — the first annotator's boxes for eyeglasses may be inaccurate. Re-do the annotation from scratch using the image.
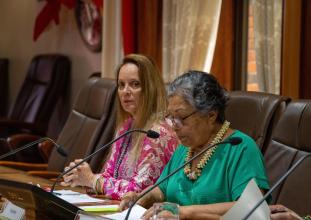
[165,111,197,128]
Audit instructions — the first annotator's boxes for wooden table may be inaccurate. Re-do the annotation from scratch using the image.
[0,166,118,219]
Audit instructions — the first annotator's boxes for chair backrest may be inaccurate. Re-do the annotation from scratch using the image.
[88,101,117,173]
[0,58,9,117]
[225,91,289,150]
[47,77,117,172]
[264,100,311,215]
[8,54,70,133]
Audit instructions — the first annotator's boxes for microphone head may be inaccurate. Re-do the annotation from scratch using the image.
[146,130,160,139]
[228,137,242,145]
[56,145,68,157]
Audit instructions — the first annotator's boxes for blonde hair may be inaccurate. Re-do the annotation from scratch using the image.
[115,54,167,161]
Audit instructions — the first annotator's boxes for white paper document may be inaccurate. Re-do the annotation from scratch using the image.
[54,190,105,204]
[221,179,270,220]
[0,200,25,220]
[102,204,146,220]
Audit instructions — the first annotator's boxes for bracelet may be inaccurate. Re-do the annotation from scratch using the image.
[94,176,104,195]
[92,175,101,193]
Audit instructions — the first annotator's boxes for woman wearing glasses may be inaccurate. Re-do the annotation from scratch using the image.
[120,71,270,219]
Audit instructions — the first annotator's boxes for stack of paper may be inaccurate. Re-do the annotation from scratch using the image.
[54,190,105,204]
[103,205,146,220]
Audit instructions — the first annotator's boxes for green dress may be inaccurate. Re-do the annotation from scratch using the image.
[157,130,270,206]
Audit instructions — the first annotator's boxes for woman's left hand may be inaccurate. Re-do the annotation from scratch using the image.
[141,206,154,220]
[141,204,176,220]
[60,159,96,188]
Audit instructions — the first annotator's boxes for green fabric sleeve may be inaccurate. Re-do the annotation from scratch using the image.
[228,135,270,201]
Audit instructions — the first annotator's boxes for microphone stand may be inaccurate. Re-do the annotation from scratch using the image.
[241,154,310,220]
[0,137,66,160]
[50,129,158,193]
[124,137,241,220]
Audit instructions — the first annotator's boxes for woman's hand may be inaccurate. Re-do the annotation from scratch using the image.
[60,159,96,188]
[141,204,177,220]
[270,205,302,220]
[141,206,154,220]
[119,192,139,211]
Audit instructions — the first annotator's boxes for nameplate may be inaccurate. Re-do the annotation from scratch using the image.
[0,200,25,220]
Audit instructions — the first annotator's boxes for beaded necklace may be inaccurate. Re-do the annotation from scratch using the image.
[184,120,230,180]
[113,128,133,179]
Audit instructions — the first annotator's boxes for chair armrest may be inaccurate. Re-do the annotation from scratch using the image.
[7,134,55,163]
[0,138,11,155]
[7,133,42,150]
[27,171,61,179]
[0,161,48,171]
[38,140,55,162]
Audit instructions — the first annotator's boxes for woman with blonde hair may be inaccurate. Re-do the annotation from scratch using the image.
[61,54,178,200]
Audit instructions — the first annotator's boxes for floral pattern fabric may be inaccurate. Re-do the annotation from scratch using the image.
[100,118,178,200]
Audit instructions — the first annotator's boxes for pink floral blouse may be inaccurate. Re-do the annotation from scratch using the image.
[100,118,178,200]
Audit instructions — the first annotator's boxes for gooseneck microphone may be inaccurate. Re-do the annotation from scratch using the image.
[0,137,68,160]
[124,137,243,220]
[50,129,160,193]
[242,153,311,220]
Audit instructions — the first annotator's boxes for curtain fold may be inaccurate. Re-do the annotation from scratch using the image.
[252,0,283,94]
[101,0,123,78]
[101,0,161,77]
[162,0,222,82]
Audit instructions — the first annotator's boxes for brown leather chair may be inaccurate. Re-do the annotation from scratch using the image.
[225,91,290,150]
[0,54,70,160]
[0,58,9,117]
[47,77,117,172]
[0,77,117,178]
[264,100,311,215]
[88,100,117,173]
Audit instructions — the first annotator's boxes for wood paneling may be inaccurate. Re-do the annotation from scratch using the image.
[300,0,311,98]
[136,0,162,71]
[211,0,234,90]
[281,0,302,99]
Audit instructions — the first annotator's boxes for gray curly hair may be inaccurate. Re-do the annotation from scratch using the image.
[167,70,229,123]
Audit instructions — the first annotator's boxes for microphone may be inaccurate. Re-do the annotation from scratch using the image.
[241,153,311,220]
[50,129,160,193]
[124,137,243,220]
[145,130,160,139]
[0,137,68,160]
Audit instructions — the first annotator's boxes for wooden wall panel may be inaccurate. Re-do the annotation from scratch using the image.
[281,0,302,99]
[136,0,162,71]
[300,0,311,98]
[211,0,234,90]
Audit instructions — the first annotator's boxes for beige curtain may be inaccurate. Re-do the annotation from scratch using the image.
[252,0,283,94]
[162,0,222,82]
[101,0,123,78]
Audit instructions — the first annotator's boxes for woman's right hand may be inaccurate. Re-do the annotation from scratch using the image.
[60,159,96,188]
[60,160,79,187]
[119,191,139,211]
